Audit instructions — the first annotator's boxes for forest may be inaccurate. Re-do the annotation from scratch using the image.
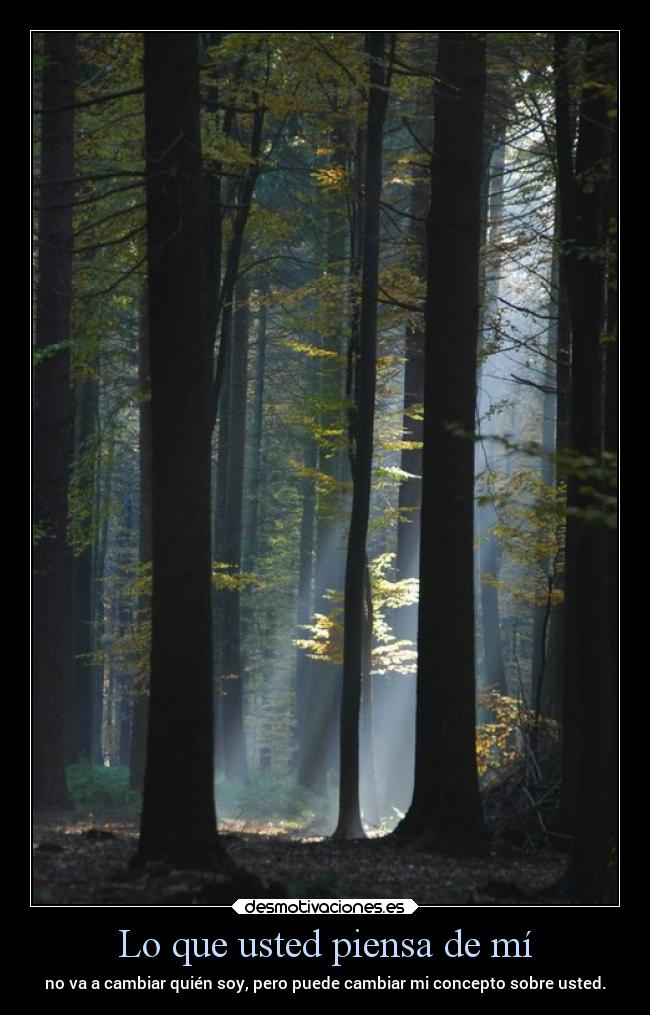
[32,30,618,907]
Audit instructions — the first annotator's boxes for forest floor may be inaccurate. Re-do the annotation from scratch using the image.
[32,810,568,906]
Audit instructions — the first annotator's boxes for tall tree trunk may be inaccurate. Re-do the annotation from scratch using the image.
[116,494,135,768]
[531,198,562,718]
[258,608,275,771]
[542,220,571,722]
[294,423,317,775]
[554,31,616,901]
[399,32,488,851]
[477,134,507,697]
[130,292,151,792]
[395,299,424,593]
[212,305,233,777]
[554,34,583,839]
[71,372,100,762]
[604,131,618,875]
[94,415,113,763]
[245,289,267,569]
[33,32,77,809]
[359,558,380,827]
[135,32,223,868]
[221,276,250,780]
[203,34,223,357]
[382,88,431,816]
[334,33,391,840]
[395,94,429,611]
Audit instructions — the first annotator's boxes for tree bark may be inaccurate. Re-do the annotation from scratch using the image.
[212,304,233,776]
[477,134,507,697]
[245,289,267,569]
[399,31,488,851]
[383,85,431,816]
[359,557,380,827]
[542,213,571,722]
[93,415,113,763]
[135,32,223,868]
[129,291,151,792]
[554,31,617,901]
[294,410,318,775]
[531,197,563,719]
[71,372,100,763]
[334,33,391,840]
[604,131,618,877]
[221,276,250,780]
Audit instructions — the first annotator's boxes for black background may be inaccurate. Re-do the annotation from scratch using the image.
[31,902,621,996]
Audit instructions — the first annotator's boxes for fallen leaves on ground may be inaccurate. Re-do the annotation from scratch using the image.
[32,810,567,906]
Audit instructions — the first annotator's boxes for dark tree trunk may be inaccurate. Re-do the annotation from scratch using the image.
[383,90,430,815]
[395,308,424,590]
[203,35,223,357]
[258,609,275,772]
[221,276,250,780]
[477,135,507,697]
[116,491,135,767]
[245,289,267,569]
[554,31,617,900]
[72,548,93,765]
[71,373,100,763]
[294,425,317,775]
[531,215,558,703]
[212,304,233,777]
[130,292,151,793]
[395,102,428,612]
[543,223,572,722]
[531,199,563,719]
[115,502,135,767]
[554,35,583,838]
[604,133,618,871]
[33,31,77,809]
[135,32,223,868]
[359,558,380,827]
[243,288,274,766]
[93,419,113,763]
[398,32,488,851]
[210,99,264,429]
[334,33,391,840]
[118,672,133,767]
[530,461,555,709]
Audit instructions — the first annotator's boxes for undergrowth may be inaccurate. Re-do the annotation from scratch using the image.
[66,762,141,812]
[215,772,332,830]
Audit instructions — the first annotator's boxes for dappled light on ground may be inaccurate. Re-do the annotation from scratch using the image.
[33,811,566,907]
